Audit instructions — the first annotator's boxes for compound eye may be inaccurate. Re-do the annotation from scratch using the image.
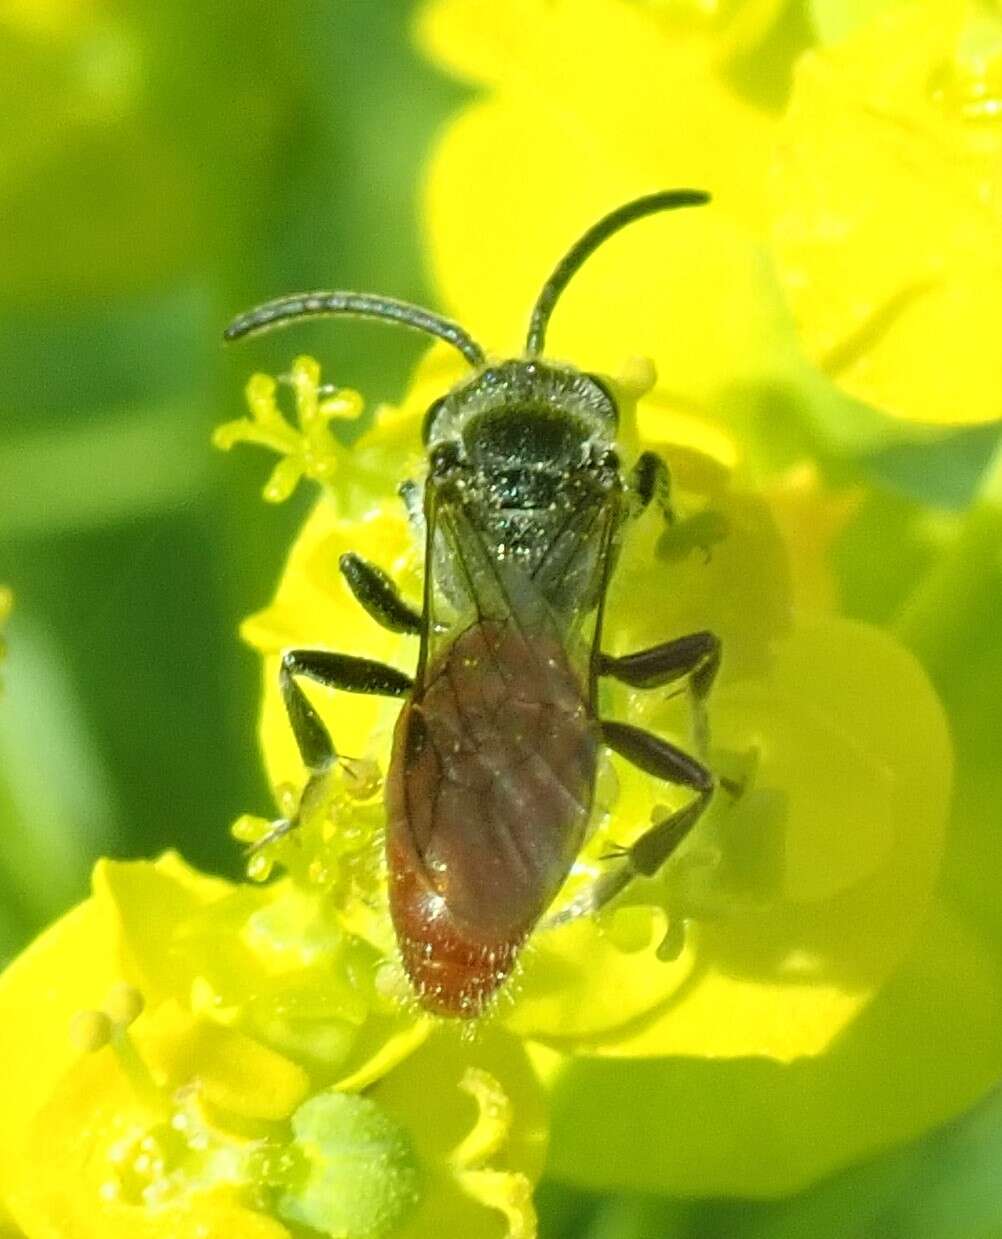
[429,440,460,475]
[421,396,447,445]
[585,373,620,428]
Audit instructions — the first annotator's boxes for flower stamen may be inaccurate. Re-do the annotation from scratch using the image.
[213,355,365,503]
[69,983,168,1116]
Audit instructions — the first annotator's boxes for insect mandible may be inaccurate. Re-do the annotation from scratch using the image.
[225,190,723,1018]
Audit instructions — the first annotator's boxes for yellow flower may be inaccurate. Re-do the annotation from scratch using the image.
[772,1,1002,425]
[417,0,1002,430]
[418,0,786,421]
[404,0,1002,1195]
[0,850,545,1237]
[7,2,994,1225]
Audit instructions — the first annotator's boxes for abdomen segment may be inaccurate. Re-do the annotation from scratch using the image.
[385,619,598,1016]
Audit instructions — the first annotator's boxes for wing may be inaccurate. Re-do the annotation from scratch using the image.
[419,475,621,690]
[386,477,619,942]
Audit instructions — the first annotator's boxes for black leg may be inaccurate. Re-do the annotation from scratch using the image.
[339,552,422,635]
[545,719,714,925]
[281,648,412,770]
[629,450,673,522]
[601,720,712,803]
[599,630,720,699]
[255,649,413,850]
[599,630,721,757]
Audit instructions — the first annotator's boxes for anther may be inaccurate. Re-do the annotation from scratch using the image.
[616,355,657,398]
[104,982,145,1028]
[70,983,167,1115]
[69,1008,113,1053]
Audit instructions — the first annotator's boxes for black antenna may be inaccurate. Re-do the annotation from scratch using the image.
[525,189,711,358]
[224,290,486,368]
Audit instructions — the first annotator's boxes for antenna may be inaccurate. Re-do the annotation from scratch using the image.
[224,290,486,368]
[525,189,711,358]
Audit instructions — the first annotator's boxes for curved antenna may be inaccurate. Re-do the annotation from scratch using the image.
[224,290,486,368]
[525,189,711,358]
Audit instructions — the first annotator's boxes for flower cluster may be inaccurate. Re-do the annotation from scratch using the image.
[0,844,545,1237]
[1,1,1000,1234]
[410,0,1002,1195]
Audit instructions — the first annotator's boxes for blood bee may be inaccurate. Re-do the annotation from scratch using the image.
[226,191,722,1017]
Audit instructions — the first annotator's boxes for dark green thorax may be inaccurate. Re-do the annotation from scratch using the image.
[414,360,626,672]
[422,359,624,584]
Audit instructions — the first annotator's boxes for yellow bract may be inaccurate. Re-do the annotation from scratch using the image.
[400,0,998,1192]
[542,902,1002,1197]
[418,0,1002,427]
[4,0,995,1225]
[244,494,420,793]
[773,2,1002,424]
[418,0,783,417]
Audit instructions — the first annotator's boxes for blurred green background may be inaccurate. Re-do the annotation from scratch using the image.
[0,0,465,947]
[2,3,1002,1236]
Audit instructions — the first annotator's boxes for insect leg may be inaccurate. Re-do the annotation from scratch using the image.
[598,629,720,754]
[282,649,412,769]
[339,552,422,634]
[545,720,713,924]
[629,450,673,522]
[599,630,720,698]
[256,650,413,849]
[600,721,714,873]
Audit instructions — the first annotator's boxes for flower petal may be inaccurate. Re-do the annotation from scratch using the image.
[541,902,1002,1196]
[773,2,1002,424]
[244,495,419,793]
[418,0,785,411]
[94,852,233,1001]
[508,614,951,1058]
[376,1028,547,1239]
[4,1013,293,1239]
[0,896,119,1178]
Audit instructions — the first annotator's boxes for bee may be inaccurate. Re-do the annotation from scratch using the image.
[226,191,722,1018]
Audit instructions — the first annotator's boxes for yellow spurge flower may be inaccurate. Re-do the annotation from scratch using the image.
[229,353,955,1194]
[417,0,1002,429]
[406,0,1002,1191]
[0,848,546,1238]
[773,1,1002,425]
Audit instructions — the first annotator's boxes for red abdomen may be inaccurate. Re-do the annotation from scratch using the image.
[385,619,598,1016]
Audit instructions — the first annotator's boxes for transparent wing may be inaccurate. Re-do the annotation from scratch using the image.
[398,480,617,938]
[421,479,620,684]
